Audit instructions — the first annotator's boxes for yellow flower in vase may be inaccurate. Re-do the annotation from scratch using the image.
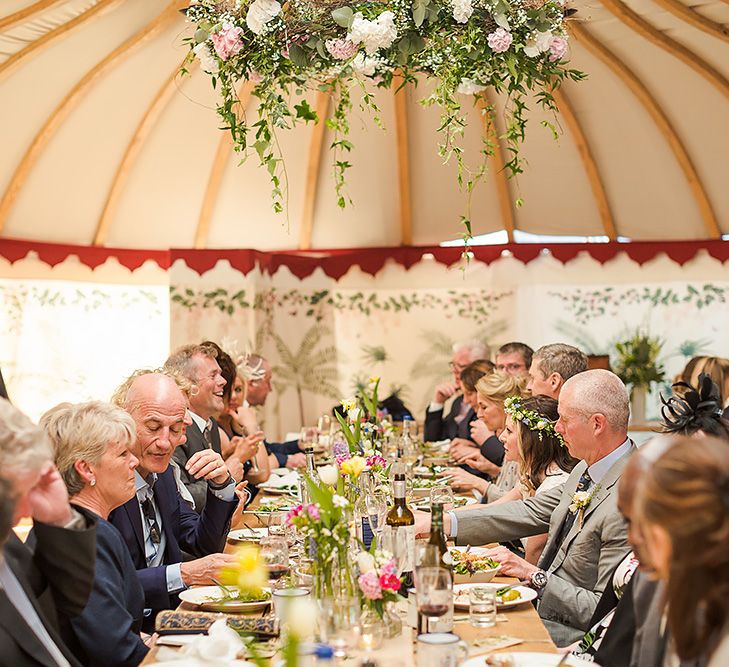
[340,455,366,478]
[220,543,268,594]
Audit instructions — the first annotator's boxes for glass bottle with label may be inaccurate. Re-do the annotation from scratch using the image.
[354,470,375,550]
[299,447,320,504]
[384,462,415,584]
[419,502,453,632]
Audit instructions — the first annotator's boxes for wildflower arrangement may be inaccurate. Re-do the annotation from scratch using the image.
[504,395,565,446]
[182,0,584,240]
[356,549,403,616]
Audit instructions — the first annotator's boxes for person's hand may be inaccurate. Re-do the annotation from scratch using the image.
[440,467,483,493]
[433,381,458,405]
[186,449,230,485]
[180,553,239,587]
[225,456,245,483]
[461,452,501,478]
[286,453,306,469]
[234,480,250,503]
[27,461,73,526]
[480,545,538,581]
[449,438,478,461]
[414,509,432,538]
[469,420,492,446]
[232,431,264,464]
[232,405,259,435]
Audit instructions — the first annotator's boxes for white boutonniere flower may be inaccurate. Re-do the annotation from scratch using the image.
[569,485,600,529]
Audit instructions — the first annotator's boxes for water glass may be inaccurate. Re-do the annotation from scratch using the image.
[319,596,360,657]
[429,486,454,508]
[272,587,310,620]
[469,585,497,627]
[415,633,468,667]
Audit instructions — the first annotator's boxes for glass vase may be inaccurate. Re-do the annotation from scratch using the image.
[382,601,402,638]
[358,605,384,651]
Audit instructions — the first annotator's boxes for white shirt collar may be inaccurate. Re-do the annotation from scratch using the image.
[587,438,632,484]
[135,470,157,501]
[189,410,210,433]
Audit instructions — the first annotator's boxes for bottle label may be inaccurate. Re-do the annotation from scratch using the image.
[393,480,406,498]
[361,517,375,550]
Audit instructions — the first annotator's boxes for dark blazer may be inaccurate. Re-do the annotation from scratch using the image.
[172,417,222,513]
[108,467,237,615]
[424,395,472,442]
[266,440,300,468]
[0,517,96,667]
[67,507,148,667]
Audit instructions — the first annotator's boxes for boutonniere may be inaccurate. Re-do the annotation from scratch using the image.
[568,486,601,530]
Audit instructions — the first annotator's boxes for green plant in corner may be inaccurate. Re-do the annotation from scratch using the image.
[612,331,666,389]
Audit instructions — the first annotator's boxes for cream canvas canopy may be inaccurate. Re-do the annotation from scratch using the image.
[1,0,728,252]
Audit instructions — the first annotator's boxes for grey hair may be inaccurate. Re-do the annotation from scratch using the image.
[0,399,54,477]
[534,343,588,381]
[111,367,195,408]
[562,369,630,432]
[452,339,491,362]
[164,343,218,382]
[40,401,136,497]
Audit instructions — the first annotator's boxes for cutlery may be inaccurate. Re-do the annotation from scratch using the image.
[495,581,529,596]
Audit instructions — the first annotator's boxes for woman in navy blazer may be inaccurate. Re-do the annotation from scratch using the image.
[41,401,149,667]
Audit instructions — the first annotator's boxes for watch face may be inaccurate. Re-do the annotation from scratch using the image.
[532,571,548,588]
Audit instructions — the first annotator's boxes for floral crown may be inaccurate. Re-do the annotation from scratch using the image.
[504,396,565,447]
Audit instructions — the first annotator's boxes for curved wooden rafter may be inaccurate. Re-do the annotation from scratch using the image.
[571,23,721,239]
[476,93,515,243]
[0,0,64,32]
[651,0,729,45]
[0,0,185,234]
[393,75,413,246]
[298,90,331,250]
[194,81,255,249]
[0,0,123,82]
[94,57,191,246]
[552,86,617,240]
[600,0,729,102]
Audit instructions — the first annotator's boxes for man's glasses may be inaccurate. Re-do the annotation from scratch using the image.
[448,362,467,373]
[496,363,526,372]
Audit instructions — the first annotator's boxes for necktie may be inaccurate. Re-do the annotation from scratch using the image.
[539,470,593,571]
[141,496,161,565]
[203,421,213,447]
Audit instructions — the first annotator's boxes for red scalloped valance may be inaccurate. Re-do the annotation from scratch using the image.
[1,238,727,280]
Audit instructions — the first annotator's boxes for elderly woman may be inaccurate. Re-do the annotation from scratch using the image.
[40,401,148,667]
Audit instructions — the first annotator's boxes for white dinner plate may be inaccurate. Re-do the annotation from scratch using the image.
[178,586,271,613]
[258,484,298,495]
[461,652,593,666]
[411,496,477,511]
[227,527,268,543]
[453,583,537,610]
[147,661,256,667]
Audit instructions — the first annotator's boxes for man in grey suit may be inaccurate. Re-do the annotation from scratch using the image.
[416,369,634,646]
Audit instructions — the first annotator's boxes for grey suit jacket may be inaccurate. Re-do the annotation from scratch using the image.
[455,444,635,646]
[172,418,222,514]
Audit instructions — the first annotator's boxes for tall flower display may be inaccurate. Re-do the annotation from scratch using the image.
[182,0,583,241]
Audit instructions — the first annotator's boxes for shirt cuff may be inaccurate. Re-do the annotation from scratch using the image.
[448,511,458,538]
[209,481,236,502]
[428,402,444,412]
[166,564,185,593]
[63,508,87,530]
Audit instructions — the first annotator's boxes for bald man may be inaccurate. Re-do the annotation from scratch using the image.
[108,373,239,629]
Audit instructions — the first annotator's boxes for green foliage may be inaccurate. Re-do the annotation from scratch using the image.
[613,331,666,388]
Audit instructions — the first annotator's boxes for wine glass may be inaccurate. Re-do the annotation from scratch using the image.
[365,492,388,544]
[260,536,290,587]
[300,426,318,451]
[317,414,332,450]
[267,511,296,548]
[430,485,455,508]
[416,567,452,634]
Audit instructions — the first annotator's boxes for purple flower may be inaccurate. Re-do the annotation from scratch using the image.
[332,440,350,460]
[487,28,513,54]
[549,37,568,62]
[358,571,383,599]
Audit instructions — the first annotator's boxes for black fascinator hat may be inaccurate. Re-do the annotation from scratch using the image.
[661,373,729,440]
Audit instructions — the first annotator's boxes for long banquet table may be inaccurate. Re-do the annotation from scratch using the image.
[141,488,557,665]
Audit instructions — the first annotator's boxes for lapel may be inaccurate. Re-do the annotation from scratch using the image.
[553,444,636,569]
[122,495,145,557]
[541,462,586,560]
[153,471,180,563]
[0,592,59,667]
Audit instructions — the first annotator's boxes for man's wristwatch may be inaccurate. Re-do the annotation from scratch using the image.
[529,569,549,590]
[208,473,234,490]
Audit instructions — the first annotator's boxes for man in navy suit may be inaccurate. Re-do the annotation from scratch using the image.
[108,373,240,628]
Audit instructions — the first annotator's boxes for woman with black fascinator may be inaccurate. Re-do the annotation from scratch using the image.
[661,373,729,441]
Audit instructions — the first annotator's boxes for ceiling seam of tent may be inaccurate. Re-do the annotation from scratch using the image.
[552,86,617,240]
[0,0,65,32]
[195,80,255,250]
[477,92,515,243]
[0,0,185,236]
[393,74,413,246]
[650,0,729,44]
[94,57,190,246]
[600,0,729,102]
[0,0,123,82]
[299,90,331,250]
[571,22,721,239]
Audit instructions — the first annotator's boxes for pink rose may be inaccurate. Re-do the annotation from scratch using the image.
[306,504,320,521]
[380,559,397,577]
[366,454,386,470]
[325,38,358,60]
[211,22,244,61]
[379,573,401,592]
[549,37,568,62]
[487,27,513,54]
[247,69,263,84]
[358,571,383,599]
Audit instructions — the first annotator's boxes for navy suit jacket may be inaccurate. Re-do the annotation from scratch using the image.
[108,467,237,614]
[424,395,473,442]
[266,439,300,468]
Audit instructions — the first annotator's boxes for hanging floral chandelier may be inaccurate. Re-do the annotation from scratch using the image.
[182,0,584,237]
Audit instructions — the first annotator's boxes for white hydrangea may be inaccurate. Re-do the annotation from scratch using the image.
[351,52,378,76]
[347,11,397,55]
[192,42,219,74]
[524,30,553,57]
[451,0,473,23]
[456,78,486,95]
[246,0,281,36]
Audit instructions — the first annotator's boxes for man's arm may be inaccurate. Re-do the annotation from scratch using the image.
[176,487,237,558]
[136,566,172,611]
[423,407,445,442]
[453,485,562,546]
[172,443,208,513]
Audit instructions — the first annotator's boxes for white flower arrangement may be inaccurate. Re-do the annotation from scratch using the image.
[568,490,593,514]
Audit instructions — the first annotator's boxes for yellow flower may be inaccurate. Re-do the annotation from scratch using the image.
[219,543,268,594]
[368,376,380,385]
[340,455,366,478]
[341,397,357,412]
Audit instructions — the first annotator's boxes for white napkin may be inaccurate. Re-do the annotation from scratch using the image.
[151,620,250,665]
[263,471,299,488]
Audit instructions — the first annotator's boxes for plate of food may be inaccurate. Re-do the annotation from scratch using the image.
[411,496,476,511]
[227,527,268,544]
[247,498,296,518]
[446,547,501,583]
[463,652,587,666]
[411,477,452,497]
[179,586,272,613]
[453,583,537,610]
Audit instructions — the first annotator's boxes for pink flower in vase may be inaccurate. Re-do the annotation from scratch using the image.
[380,559,398,577]
[358,571,383,599]
[366,454,386,470]
[379,573,401,592]
[306,504,320,521]
[211,22,244,61]
[285,504,303,525]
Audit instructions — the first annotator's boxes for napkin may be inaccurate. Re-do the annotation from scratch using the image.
[262,472,299,489]
[152,620,247,664]
[155,610,278,637]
